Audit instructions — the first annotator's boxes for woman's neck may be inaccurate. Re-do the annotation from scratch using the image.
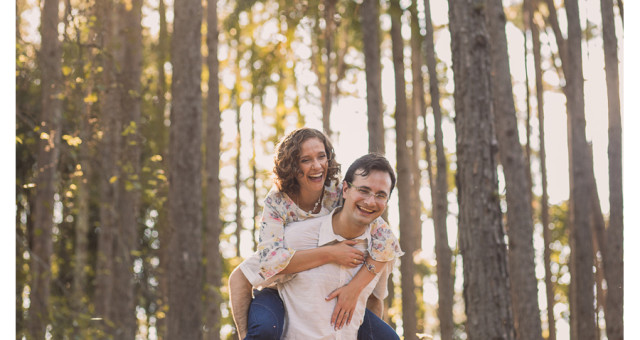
[292,187,324,212]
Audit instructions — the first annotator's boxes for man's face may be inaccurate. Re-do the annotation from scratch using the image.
[342,170,392,227]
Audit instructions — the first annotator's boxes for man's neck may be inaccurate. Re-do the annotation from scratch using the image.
[332,208,367,239]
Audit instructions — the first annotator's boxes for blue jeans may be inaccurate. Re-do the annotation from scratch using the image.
[244,288,399,340]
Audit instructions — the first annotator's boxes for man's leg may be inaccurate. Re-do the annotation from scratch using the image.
[245,288,285,340]
[357,308,400,340]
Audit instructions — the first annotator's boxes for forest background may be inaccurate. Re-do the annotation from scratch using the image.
[7,0,637,339]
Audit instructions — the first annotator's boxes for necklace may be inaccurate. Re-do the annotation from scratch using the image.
[296,188,324,216]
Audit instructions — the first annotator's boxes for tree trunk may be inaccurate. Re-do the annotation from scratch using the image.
[422,0,454,338]
[448,0,515,338]
[95,0,123,329]
[235,103,242,257]
[111,0,143,337]
[527,0,556,338]
[600,0,623,337]
[484,0,543,338]
[409,1,424,255]
[390,1,417,338]
[565,1,597,338]
[322,0,337,136]
[361,0,385,154]
[29,0,62,337]
[167,0,204,337]
[204,1,222,338]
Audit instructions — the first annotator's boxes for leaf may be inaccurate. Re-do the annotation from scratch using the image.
[40,132,50,140]
[84,93,98,103]
[62,66,72,76]
[109,176,118,184]
[16,136,23,144]
[150,155,163,162]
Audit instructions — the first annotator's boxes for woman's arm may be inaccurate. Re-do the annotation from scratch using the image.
[279,240,365,274]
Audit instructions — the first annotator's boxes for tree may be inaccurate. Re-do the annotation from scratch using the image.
[422,0,454,338]
[565,0,597,338]
[525,0,556,338]
[600,0,623,337]
[389,0,417,338]
[204,0,223,337]
[448,0,515,338]
[29,0,62,337]
[361,0,385,154]
[167,0,204,337]
[108,1,143,337]
[484,0,543,338]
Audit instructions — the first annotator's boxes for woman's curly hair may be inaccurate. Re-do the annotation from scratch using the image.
[273,128,341,196]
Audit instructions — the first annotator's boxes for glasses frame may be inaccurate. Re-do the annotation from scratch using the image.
[346,181,390,204]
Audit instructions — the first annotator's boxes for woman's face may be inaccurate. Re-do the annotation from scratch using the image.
[295,137,328,195]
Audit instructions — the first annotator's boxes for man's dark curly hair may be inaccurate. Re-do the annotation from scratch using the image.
[273,128,341,196]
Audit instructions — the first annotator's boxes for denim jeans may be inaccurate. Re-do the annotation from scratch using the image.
[244,288,399,340]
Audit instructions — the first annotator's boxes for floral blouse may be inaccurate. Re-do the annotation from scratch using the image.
[257,181,404,281]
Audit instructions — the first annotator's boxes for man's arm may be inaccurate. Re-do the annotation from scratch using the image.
[228,268,252,339]
[366,294,384,318]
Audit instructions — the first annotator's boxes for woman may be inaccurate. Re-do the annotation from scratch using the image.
[228,128,402,339]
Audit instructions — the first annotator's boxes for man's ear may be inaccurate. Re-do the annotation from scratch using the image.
[342,181,348,195]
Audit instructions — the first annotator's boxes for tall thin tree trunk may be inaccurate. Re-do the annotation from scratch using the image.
[111,0,143,337]
[527,0,556,338]
[409,1,424,255]
[204,1,222,338]
[29,0,62,337]
[600,0,623,337]
[167,0,204,337]
[95,0,122,329]
[422,0,454,338]
[251,99,259,252]
[235,105,242,258]
[565,0,597,338]
[448,0,515,338]
[322,0,337,136]
[361,0,385,154]
[484,0,543,338]
[390,1,417,338]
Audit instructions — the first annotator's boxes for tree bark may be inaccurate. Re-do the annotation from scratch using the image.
[29,0,62,337]
[484,0,543,338]
[111,0,143,337]
[321,0,337,136]
[448,0,515,338]
[422,0,454,338]
[390,1,418,339]
[565,0,597,338]
[600,0,623,337]
[204,1,223,338]
[95,0,124,330]
[527,0,556,338]
[167,0,204,337]
[361,0,385,154]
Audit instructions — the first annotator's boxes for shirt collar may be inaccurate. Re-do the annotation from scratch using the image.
[318,208,371,247]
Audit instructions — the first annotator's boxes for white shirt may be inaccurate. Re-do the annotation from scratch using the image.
[277,209,392,340]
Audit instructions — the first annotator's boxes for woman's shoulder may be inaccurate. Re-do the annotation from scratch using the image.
[264,186,293,209]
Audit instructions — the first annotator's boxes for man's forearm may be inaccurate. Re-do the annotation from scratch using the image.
[229,268,252,339]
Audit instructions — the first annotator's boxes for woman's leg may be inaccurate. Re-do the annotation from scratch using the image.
[244,288,285,340]
[357,308,400,340]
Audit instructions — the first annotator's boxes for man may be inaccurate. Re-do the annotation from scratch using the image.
[277,153,399,339]
[230,153,401,339]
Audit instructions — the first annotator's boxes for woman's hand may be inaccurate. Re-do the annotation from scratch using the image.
[326,284,360,330]
[329,240,365,267]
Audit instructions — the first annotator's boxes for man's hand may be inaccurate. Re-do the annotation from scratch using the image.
[326,284,361,330]
[329,240,365,267]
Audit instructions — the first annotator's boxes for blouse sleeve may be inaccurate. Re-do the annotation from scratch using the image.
[256,190,298,281]
[369,217,404,262]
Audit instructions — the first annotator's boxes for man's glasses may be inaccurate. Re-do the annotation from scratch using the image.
[346,182,389,203]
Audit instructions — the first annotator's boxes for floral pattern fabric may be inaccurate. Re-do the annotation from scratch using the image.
[257,181,403,281]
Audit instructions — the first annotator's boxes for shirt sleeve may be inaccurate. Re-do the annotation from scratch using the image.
[256,190,298,281]
[369,217,404,262]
